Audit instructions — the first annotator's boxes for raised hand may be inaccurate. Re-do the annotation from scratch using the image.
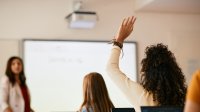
[115,16,136,43]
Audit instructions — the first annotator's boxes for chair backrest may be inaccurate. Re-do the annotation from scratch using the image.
[141,106,183,112]
[112,108,135,112]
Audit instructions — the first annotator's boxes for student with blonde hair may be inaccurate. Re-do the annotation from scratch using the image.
[79,72,114,112]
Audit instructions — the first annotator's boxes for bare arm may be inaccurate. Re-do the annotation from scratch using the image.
[184,70,200,112]
[184,100,200,112]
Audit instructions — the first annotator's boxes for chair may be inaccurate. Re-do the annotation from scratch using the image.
[141,106,183,112]
[112,108,135,112]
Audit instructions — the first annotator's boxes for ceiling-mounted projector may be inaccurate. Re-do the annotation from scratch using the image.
[66,11,97,29]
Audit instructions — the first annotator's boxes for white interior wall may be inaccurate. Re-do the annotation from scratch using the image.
[133,13,200,83]
[0,40,19,77]
[0,0,200,83]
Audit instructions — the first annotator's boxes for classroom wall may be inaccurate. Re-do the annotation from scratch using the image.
[0,40,19,77]
[134,13,200,83]
[0,0,200,83]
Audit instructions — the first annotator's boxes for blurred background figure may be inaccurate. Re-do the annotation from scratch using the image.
[184,70,200,112]
[0,56,33,112]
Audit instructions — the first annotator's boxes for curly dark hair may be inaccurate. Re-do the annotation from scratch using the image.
[140,43,187,106]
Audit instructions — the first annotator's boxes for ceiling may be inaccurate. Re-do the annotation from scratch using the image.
[135,0,200,14]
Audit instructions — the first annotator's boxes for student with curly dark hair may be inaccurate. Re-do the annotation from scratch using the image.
[140,43,186,106]
[106,16,187,112]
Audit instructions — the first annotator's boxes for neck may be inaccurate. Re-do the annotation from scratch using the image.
[15,74,20,84]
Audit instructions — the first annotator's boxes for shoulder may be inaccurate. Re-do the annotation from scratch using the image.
[1,75,9,84]
[186,70,200,103]
[0,75,11,90]
[190,70,200,86]
[193,70,200,79]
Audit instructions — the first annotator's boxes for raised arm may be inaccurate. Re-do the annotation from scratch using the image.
[106,16,143,109]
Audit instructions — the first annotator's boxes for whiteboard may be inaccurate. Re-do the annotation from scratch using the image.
[23,40,137,112]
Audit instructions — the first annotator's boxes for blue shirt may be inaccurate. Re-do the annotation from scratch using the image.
[81,107,93,112]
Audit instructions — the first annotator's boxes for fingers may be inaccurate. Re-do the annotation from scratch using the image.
[130,16,136,30]
[122,16,136,27]
[132,16,136,24]
[129,16,136,26]
[122,18,127,26]
[122,17,130,26]
[125,17,130,26]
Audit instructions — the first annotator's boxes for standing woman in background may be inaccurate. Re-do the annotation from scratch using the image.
[79,72,114,112]
[106,16,187,112]
[0,56,33,112]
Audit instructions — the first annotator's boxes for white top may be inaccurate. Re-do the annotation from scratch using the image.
[106,46,157,112]
[0,75,26,112]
